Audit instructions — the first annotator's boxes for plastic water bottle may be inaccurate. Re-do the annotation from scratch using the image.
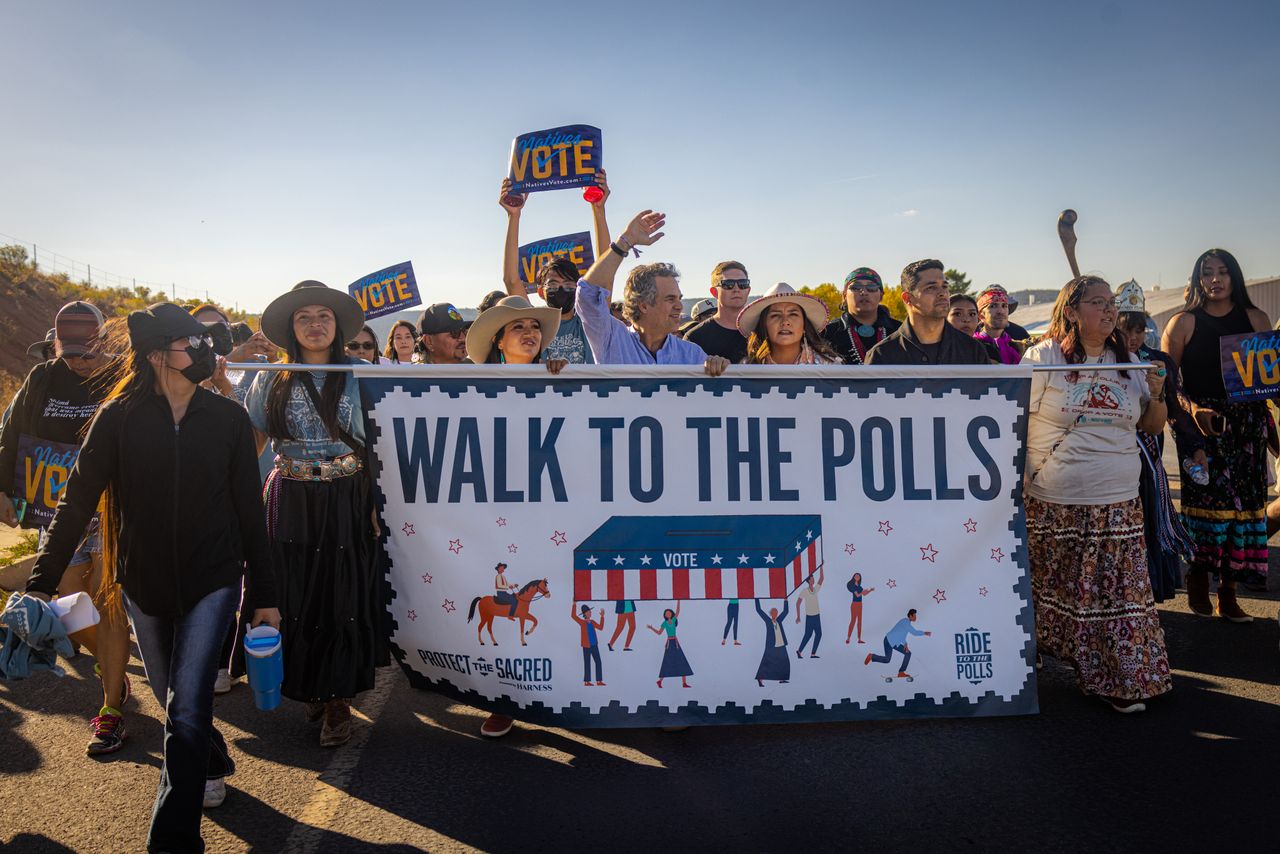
[243,625,284,711]
[1182,458,1209,486]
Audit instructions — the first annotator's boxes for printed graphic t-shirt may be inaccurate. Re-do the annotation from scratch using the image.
[1023,340,1149,505]
[542,314,595,365]
[244,369,366,460]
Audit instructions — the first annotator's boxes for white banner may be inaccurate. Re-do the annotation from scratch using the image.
[358,365,1038,726]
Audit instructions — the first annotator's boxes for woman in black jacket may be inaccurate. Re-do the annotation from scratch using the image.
[26,303,279,854]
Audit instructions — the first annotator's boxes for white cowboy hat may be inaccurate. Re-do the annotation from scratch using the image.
[260,280,364,350]
[465,295,562,364]
[735,282,830,337]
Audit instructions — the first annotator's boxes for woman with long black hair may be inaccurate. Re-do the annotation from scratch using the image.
[24,302,279,851]
[1162,249,1271,620]
[244,280,387,748]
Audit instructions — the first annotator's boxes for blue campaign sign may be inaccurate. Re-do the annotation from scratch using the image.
[1220,330,1280,402]
[349,261,421,321]
[518,231,595,294]
[507,124,602,194]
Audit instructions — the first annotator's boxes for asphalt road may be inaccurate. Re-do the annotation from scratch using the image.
[2,580,1278,854]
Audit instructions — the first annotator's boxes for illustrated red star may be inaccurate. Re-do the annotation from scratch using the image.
[886,578,897,588]
[407,609,418,621]
[844,543,856,555]
[508,543,518,554]
[919,544,938,562]
[401,522,416,536]
[448,538,463,554]
[979,586,989,597]
[878,521,893,536]
[442,599,456,613]
[496,517,507,527]
[421,572,433,584]
[990,547,1005,563]
[963,518,978,533]
[932,589,947,604]
[550,530,568,546]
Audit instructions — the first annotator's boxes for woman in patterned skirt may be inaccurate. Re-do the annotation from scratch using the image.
[1161,249,1271,620]
[1023,276,1172,713]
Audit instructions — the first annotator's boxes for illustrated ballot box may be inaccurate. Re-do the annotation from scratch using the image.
[573,515,823,602]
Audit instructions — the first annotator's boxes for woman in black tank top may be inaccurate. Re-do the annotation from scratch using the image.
[1161,249,1271,620]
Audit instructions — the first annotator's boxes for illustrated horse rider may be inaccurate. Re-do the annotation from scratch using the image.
[494,562,520,617]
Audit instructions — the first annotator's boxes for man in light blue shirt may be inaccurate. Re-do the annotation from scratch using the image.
[864,608,931,678]
[575,209,729,375]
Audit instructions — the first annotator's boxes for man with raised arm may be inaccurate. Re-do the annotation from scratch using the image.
[574,210,729,376]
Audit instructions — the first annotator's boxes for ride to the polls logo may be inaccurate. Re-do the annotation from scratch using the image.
[954,627,994,685]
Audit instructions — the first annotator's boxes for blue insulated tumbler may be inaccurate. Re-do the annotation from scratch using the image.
[243,625,283,711]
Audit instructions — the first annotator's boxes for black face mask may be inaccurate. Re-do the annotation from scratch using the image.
[544,287,575,311]
[177,342,216,384]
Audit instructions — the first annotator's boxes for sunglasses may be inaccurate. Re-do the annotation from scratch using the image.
[345,341,376,350]
[168,334,213,350]
[717,280,750,291]
[847,284,882,294]
[64,351,100,362]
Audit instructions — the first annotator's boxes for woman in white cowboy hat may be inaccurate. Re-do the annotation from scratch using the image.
[462,296,566,742]
[736,283,840,365]
[243,280,386,748]
[465,294,568,372]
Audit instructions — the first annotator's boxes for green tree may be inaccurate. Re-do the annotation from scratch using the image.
[945,268,972,295]
[0,244,35,283]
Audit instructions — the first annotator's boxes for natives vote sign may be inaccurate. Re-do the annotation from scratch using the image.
[349,261,421,321]
[507,124,602,194]
[359,365,1038,728]
[1220,330,1280,402]
[518,232,594,294]
[12,434,80,529]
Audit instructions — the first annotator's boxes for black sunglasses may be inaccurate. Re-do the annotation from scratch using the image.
[345,341,376,351]
[717,280,750,290]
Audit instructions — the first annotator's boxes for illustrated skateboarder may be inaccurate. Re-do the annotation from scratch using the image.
[864,608,931,681]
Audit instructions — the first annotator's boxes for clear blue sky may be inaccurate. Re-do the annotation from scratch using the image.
[4,0,1278,312]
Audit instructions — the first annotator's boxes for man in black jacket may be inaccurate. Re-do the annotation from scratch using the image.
[867,260,991,366]
[820,267,902,364]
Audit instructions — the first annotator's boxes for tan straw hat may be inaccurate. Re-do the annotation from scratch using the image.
[465,295,562,364]
[735,282,830,337]
[260,280,364,349]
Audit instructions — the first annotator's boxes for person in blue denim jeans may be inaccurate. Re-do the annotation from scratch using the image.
[27,303,279,854]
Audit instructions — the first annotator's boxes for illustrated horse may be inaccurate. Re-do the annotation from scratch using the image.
[467,578,550,646]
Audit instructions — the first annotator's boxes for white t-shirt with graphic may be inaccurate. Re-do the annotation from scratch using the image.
[1023,339,1149,505]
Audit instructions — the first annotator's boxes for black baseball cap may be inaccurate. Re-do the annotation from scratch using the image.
[418,303,467,335]
[127,302,210,354]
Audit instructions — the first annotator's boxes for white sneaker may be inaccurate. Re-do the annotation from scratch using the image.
[213,669,232,695]
[203,778,227,808]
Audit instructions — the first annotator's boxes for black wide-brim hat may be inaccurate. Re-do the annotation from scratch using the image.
[260,280,364,349]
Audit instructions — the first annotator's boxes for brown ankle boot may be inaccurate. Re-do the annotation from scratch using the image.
[1185,571,1213,616]
[1216,586,1254,623]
